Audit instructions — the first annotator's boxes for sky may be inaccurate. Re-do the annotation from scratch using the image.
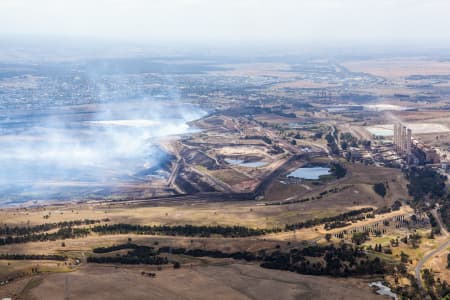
[1,0,450,46]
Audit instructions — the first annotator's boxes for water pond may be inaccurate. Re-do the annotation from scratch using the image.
[287,166,331,180]
[225,159,267,168]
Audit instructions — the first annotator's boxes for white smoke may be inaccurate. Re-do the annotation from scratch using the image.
[0,99,206,203]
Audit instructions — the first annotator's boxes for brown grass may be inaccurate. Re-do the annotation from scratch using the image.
[25,263,384,300]
[342,58,450,79]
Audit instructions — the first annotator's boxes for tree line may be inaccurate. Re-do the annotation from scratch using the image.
[285,207,373,231]
[0,254,66,261]
[88,243,168,265]
[0,227,90,246]
[439,200,450,231]
[0,218,109,236]
[325,133,340,155]
[158,246,257,261]
[91,223,281,238]
[0,209,385,247]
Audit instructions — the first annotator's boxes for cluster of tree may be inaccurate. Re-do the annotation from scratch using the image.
[427,212,441,237]
[372,244,384,252]
[394,270,450,300]
[0,218,108,236]
[324,221,351,230]
[408,232,422,248]
[92,243,156,254]
[330,163,347,179]
[391,200,402,211]
[273,111,296,118]
[87,255,168,265]
[225,106,297,119]
[0,254,66,261]
[340,132,358,150]
[141,271,156,277]
[285,207,373,231]
[269,144,284,155]
[325,133,340,155]
[339,133,371,151]
[351,232,370,245]
[373,182,387,197]
[360,140,371,149]
[420,268,450,299]
[400,251,410,264]
[158,247,258,261]
[293,133,303,139]
[260,244,386,277]
[91,223,280,238]
[0,227,90,246]
[313,132,323,139]
[316,186,347,198]
[88,244,167,265]
[439,199,450,231]
[374,206,392,216]
[406,167,447,202]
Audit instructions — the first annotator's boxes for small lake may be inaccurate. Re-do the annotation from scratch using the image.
[225,159,267,168]
[368,128,393,137]
[288,166,331,179]
[366,125,393,137]
[369,281,397,299]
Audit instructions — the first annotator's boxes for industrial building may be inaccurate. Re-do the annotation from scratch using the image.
[393,122,440,165]
[393,122,412,156]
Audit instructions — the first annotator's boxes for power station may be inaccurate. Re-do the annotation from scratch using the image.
[392,122,440,165]
[393,122,412,156]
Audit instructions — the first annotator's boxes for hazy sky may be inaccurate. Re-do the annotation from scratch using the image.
[1,0,449,45]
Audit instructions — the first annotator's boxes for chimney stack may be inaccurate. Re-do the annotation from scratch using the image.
[406,128,412,155]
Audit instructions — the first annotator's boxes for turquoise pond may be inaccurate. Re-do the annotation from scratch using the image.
[225,159,267,168]
[366,128,393,137]
[287,166,331,179]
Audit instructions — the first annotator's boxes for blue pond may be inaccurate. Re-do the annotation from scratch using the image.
[288,166,331,180]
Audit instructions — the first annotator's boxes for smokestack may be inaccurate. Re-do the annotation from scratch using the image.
[395,122,402,151]
[406,128,412,155]
[393,123,397,147]
[402,126,407,153]
[394,123,400,149]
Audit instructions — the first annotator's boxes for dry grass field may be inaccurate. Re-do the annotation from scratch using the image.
[22,263,386,300]
[211,63,294,78]
[271,79,340,89]
[426,247,450,284]
[341,58,450,80]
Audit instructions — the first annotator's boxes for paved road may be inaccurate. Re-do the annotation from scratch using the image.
[414,209,450,289]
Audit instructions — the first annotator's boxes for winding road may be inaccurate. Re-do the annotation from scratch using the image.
[414,208,450,289]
